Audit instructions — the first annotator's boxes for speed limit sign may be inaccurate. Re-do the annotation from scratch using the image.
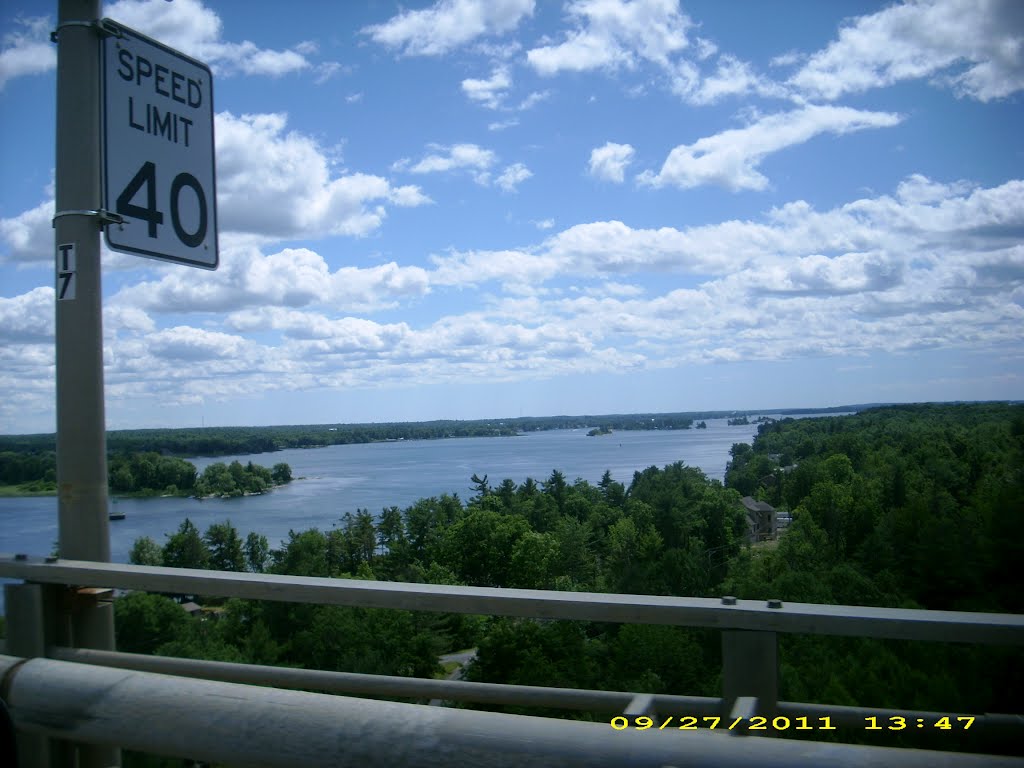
[102,19,218,269]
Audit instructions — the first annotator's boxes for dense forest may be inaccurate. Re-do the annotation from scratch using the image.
[105,402,1022,760]
[0,404,867,461]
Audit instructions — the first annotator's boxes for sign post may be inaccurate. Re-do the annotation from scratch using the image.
[53,0,119,765]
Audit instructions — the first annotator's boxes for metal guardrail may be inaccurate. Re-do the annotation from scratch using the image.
[49,646,1024,739]
[2,553,1023,766]
[2,555,1022,643]
[2,654,1021,768]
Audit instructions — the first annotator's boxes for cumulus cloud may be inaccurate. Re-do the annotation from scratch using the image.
[682,54,788,104]
[0,16,52,90]
[523,0,797,106]
[4,176,1023,429]
[462,67,512,109]
[527,0,692,75]
[147,325,250,361]
[0,287,54,342]
[364,0,535,56]
[0,198,53,264]
[106,0,319,78]
[404,143,497,175]
[216,112,429,239]
[496,163,533,191]
[429,177,1024,292]
[588,142,636,182]
[0,1,338,90]
[113,242,431,315]
[638,105,903,191]
[789,0,1024,101]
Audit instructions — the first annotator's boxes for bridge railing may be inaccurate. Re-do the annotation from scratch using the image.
[1,553,1022,767]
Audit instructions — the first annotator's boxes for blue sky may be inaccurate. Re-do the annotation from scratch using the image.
[1,0,1022,433]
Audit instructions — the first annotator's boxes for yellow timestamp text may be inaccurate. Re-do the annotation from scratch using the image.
[864,716,974,730]
[610,715,838,732]
[610,715,977,732]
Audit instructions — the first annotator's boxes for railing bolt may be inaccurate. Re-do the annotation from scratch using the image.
[767,599,783,609]
[721,595,737,605]
[15,553,28,561]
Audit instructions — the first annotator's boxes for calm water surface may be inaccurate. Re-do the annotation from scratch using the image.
[1,415,838,573]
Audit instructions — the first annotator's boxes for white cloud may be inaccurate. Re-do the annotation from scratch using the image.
[429,177,1024,290]
[0,199,53,264]
[0,287,54,342]
[683,54,788,104]
[789,0,1024,101]
[524,0,789,106]
[216,112,428,238]
[147,325,250,361]
[488,118,520,131]
[588,142,636,182]
[638,105,903,191]
[496,163,533,191]
[527,0,692,75]
[106,0,313,78]
[364,0,535,56]
[0,2,338,88]
[4,176,1022,428]
[0,16,53,90]
[405,143,498,175]
[462,67,512,109]
[114,243,431,315]
[517,90,551,110]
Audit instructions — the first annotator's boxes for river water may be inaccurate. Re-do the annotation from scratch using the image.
[1,415,839,578]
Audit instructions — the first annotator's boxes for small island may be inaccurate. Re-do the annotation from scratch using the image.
[727,416,750,426]
[587,426,612,437]
[695,421,707,429]
[0,450,291,498]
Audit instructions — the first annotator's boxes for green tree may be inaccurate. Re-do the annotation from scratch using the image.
[272,529,329,577]
[129,536,163,566]
[271,462,293,484]
[204,520,245,572]
[114,592,189,654]
[439,508,531,587]
[244,531,270,573]
[163,518,210,569]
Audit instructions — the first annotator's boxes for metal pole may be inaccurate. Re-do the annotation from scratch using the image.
[54,1,118,764]
[55,0,110,565]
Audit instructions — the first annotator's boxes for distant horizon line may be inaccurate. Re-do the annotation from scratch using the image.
[6,399,1021,438]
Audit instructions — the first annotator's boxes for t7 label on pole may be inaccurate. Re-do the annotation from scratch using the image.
[101,19,218,269]
[56,242,77,300]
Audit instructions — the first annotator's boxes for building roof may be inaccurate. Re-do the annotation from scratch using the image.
[741,496,775,514]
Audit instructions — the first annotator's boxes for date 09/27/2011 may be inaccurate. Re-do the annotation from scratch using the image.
[610,715,976,732]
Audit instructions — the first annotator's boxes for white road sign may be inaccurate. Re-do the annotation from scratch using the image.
[102,20,218,269]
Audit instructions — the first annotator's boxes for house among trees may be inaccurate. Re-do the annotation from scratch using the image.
[740,496,777,543]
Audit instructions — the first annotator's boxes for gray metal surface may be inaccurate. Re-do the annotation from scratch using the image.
[1,555,1022,644]
[55,0,111,565]
[51,646,722,715]
[48,647,1024,743]
[2,655,1020,768]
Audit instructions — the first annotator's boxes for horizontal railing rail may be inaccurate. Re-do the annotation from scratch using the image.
[50,646,1024,741]
[3,554,1023,644]
[2,654,1021,768]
